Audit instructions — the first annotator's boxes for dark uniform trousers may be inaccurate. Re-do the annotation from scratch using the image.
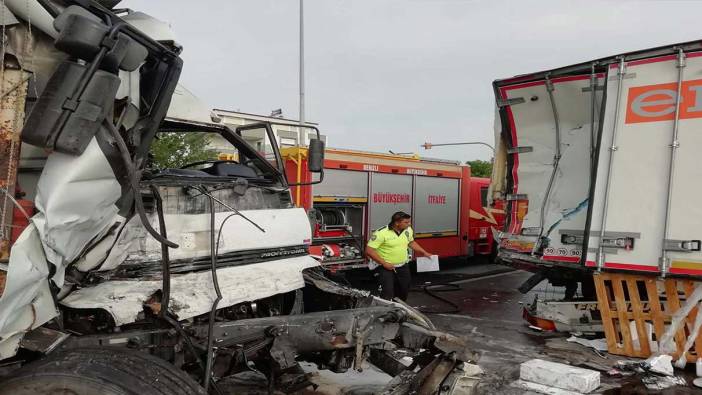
[377,264,411,301]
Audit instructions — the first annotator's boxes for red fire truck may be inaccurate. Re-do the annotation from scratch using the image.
[282,147,504,270]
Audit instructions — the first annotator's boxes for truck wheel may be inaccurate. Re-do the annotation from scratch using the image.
[0,347,205,395]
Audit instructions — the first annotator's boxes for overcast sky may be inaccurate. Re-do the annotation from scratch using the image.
[124,0,702,161]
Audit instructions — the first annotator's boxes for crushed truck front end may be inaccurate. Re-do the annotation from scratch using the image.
[0,2,472,393]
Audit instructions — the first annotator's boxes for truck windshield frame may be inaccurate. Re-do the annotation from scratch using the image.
[158,119,287,187]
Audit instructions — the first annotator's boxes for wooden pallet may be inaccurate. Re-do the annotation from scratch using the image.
[594,271,702,362]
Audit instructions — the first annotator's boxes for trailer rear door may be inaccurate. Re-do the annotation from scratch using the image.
[667,53,702,275]
[588,52,702,275]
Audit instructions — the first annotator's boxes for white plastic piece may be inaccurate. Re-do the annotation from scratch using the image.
[660,284,702,355]
[645,355,674,376]
[675,301,702,368]
[696,358,702,377]
[519,359,600,393]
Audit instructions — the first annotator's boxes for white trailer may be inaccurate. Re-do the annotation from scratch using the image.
[492,40,702,285]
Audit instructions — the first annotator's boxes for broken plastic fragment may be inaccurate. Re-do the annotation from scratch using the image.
[643,355,674,376]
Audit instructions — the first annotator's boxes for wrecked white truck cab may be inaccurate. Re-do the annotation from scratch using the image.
[0,2,471,394]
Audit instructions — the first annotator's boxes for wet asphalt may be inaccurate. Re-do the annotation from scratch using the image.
[407,258,702,394]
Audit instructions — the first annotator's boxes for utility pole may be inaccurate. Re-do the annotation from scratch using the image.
[298,0,305,146]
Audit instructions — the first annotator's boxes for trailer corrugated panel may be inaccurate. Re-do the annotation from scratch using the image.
[413,176,459,234]
[313,168,368,198]
[369,173,412,231]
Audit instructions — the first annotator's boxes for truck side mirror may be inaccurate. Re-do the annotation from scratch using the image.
[308,138,325,173]
[21,60,121,155]
[54,6,147,72]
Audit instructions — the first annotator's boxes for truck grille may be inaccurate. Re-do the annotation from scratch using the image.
[96,245,309,280]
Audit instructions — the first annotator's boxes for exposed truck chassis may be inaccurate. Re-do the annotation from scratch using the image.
[4,269,474,394]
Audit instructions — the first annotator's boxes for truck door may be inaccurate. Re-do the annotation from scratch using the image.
[666,52,702,275]
[589,52,702,275]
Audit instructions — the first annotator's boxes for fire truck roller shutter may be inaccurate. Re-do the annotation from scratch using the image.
[413,176,459,234]
[369,173,413,231]
[313,169,368,199]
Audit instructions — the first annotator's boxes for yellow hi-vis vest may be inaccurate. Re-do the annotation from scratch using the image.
[367,226,414,266]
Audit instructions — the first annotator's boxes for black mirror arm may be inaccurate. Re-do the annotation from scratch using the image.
[262,122,325,187]
[287,169,324,187]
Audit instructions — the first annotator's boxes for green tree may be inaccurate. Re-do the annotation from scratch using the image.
[150,132,218,169]
[466,159,493,178]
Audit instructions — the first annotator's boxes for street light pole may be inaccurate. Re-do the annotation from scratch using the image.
[422,141,495,154]
[298,0,305,145]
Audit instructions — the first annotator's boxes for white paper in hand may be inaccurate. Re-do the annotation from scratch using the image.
[416,255,440,272]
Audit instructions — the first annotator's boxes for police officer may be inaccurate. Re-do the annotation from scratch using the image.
[366,211,433,301]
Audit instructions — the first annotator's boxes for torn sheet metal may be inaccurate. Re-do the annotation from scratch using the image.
[488,106,508,203]
[32,137,122,286]
[495,75,603,261]
[61,255,319,325]
[0,224,57,359]
[72,218,128,273]
[98,207,311,271]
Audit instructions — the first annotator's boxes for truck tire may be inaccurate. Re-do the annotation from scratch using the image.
[0,347,205,395]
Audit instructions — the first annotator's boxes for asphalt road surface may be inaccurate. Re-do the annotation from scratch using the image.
[409,261,702,394]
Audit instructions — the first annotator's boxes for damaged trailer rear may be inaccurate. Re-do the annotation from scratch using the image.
[491,38,702,290]
[0,1,472,394]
